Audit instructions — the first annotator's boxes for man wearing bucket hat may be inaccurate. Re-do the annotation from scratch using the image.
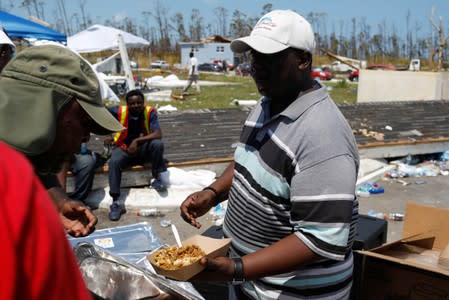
[180,10,359,299]
[0,45,124,237]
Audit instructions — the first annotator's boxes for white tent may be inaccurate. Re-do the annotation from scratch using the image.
[67,24,149,53]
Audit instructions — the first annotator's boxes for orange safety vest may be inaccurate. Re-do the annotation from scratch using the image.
[113,105,155,146]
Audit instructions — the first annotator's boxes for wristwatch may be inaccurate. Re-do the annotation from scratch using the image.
[231,257,245,285]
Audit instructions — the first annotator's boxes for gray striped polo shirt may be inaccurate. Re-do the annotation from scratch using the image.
[223,85,359,300]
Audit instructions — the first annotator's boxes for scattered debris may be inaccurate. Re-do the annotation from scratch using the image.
[399,129,423,137]
[358,129,385,141]
[367,210,404,221]
[356,182,385,197]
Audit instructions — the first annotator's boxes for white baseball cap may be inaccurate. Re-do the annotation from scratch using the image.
[231,10,315,54]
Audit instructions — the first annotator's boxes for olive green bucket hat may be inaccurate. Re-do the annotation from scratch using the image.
[0,45,124,155]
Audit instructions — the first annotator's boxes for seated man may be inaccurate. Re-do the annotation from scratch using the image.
[57,140,110,203]
[104,89,168,221]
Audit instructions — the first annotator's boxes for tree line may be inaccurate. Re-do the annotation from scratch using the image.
[5,1,449,68]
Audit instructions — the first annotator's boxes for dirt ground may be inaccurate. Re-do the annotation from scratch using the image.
[92,174,449,245]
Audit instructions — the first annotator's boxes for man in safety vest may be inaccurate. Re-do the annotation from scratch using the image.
[104,89,168,221]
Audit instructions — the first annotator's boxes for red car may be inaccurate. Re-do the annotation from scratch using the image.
[311,67,332,81]
[348,64,396,82]
[348,69,359,81]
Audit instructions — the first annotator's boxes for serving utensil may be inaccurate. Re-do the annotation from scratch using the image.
[171,224,182,248]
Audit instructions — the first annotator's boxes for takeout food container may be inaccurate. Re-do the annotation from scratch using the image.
[147,234,232,281]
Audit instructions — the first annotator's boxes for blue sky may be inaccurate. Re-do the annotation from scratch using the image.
[8,0,449,38]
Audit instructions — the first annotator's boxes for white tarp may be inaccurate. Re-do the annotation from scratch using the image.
[84,167,216,209]
[67,24,149,53]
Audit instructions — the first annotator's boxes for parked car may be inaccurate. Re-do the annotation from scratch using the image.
[311,67,332,81]
[197,63,222,72]
[150,60,169,70]
[348,64,397,81]
[348,69,359,81]
[212,59,234,71]
[235,62,252,76]
[330,60,356,73]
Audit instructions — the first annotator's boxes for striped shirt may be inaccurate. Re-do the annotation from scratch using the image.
[223,85,359,300]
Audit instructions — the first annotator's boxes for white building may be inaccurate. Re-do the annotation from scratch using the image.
[179,35,234,67]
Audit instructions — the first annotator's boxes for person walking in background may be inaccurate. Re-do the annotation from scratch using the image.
[104,89,169,221]
[222,59,228,73]
[180,10,359,299]
[183,51,200,94]
[0,45,124,237]
[0,141,93,300]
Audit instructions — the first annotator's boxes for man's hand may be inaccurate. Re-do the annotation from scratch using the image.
[46,183,97,237]
[104,135,114,146]
[127,139,139,154]
[190,256,235,282]
[60,200,97,237]
[180,190,216,228]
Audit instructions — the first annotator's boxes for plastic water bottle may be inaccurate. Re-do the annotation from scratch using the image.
[367,209,386,220]
[137,208,161,217]
[388,213,404,221]
[100,145,111,159]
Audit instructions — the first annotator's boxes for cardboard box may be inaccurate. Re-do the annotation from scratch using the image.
[147,235,231,281]
[356,202,449,299]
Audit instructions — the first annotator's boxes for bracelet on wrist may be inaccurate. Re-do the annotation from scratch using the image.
[202,186,221,206]
[231,257,245,285]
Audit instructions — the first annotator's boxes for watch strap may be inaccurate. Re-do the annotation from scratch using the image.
[232,257,245,284]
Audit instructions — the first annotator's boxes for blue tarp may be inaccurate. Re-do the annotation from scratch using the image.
[0,10,66,42]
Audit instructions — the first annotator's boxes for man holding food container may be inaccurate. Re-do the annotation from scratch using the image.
[180,9,359,299]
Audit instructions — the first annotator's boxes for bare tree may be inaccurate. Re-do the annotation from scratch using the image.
[429,5,448,71]
[189,8,203,41]
[0,0,14,11]
[357,18,371,60]
[171,12,188,42]
[261,3,273,16]
[20,0,33,17]
[77,0,91,30]
[56,0,72,35]
[214,6,228,36]
[141,11,151,41]
[149,0,171,52]
[229,10,252,39]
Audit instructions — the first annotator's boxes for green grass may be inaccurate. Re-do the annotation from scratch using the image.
[325,79,358,105]
[118,70,358,109]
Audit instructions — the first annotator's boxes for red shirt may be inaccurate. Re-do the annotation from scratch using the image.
[0,142,92,300]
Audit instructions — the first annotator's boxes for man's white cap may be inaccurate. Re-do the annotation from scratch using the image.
[231,10,315,54]
[0,28,15,49]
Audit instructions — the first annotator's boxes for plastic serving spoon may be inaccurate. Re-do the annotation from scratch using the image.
[171,224,182,248]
